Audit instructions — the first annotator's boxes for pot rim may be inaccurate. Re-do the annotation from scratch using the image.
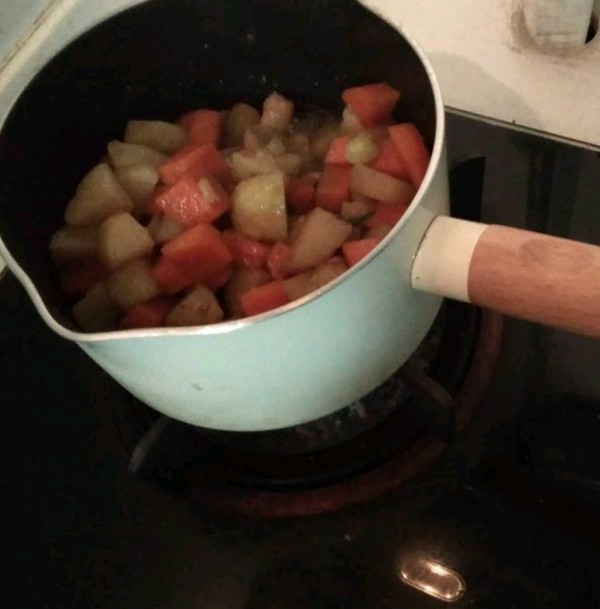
[0,1,447,344]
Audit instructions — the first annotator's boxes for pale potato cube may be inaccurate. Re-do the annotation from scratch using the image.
[115,164,159,213]
[223,267,271,317]
[49,225,98,263]
[232,172,287,242]
[166,285,224,327]
[341,200,376,223]
[107,258,162,311]
[282,271,314,301]
[283,257,348,302]
[288,207,352,272]
[147,214,184,245]
[107,140,167,169]
[243,124,280,152]
[261,92,294,132]
[72,282,120,332]
[230,149,280,181]
[311,256,348,288]
[124,120,187,155]
[224,103,261,146]
[98,212,155,270]
[65,163,133,226]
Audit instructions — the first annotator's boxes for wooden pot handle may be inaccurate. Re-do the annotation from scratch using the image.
[412,217,600,339]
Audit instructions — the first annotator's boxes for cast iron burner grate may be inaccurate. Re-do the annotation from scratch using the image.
[127,159,503,516]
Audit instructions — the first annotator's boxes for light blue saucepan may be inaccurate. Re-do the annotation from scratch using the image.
[0,0,598,431]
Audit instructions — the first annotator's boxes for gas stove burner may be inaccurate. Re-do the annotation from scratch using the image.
[128,305,503,516]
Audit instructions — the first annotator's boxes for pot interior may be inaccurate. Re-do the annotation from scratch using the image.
[0,0,437,330]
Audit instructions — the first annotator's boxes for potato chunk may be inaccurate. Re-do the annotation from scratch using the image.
[107,258,162,311]
[65,163,133,226]
[72,282,120,332]
[124,120,187,154]
[98,213,154,270]
[166,285,224,327]
[115,164,159,212]
[50,226,98,263]
[107,140,167,169]
[231,172,287,242]
[287,208,352,272]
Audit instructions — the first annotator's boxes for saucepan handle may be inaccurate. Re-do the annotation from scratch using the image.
[411,216,600,339]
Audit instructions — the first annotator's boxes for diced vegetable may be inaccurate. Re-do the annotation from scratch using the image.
[283,256,348,301]
[287,207,352,272]
[286,177,316,214]
[230,149,280,180]
[221,230,271,269]
[153,255,201,294]
[311,256,348,288]
[231,172,287,242]
[241,280,289,317]
[166,285,224,327]
[60,260,106,299]
[342,238,382,267]
[261,92,294,132]
[151,176,230,227]
[314,164,352,213]
[341,83,401,127]
[388,123,430,187]
[183,109,222,147]
[325,137,350,165]
[147,214,184,244]
[55,83,420,331]
[281,271,314,301]
[159,143,229,185]
[107,258,162,311]
[107,140,167,169]
[72,282,121,332]
[364,202,408,229]
[124,120,187,155]
[98,212,154,270]
[340,107,363,137]
[224,267,271,317]
[115,164,159,213]
[65,163,133,226]
[350,164,416,205]
[243,124,279,152]
[267,242,293,279]
[224,103,261,146]
[120,297,177,330]
[161,223,232,281]
[369,138,409,179]
[341,200,376,223]
[50,225,98,263]
[345,132,379,164]
[204,263,233,291]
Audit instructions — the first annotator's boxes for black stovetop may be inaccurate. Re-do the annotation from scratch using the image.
[1,135,599,607]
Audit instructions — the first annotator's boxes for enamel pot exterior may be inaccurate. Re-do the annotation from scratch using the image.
[0,0,448,430]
